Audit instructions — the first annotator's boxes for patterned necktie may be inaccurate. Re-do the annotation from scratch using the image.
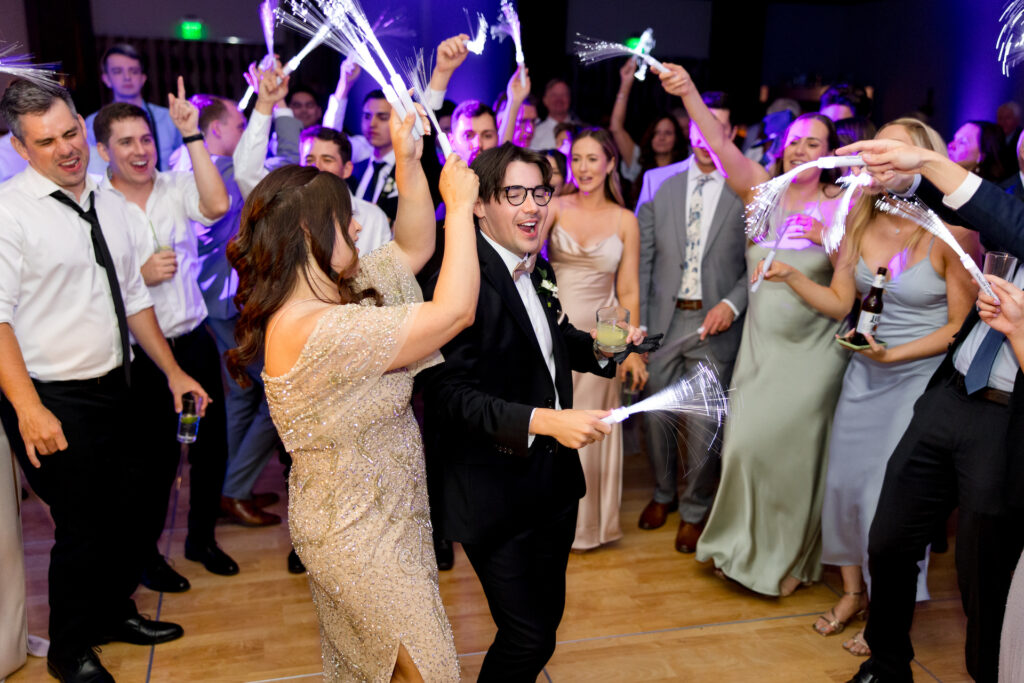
[679,173,713,300]
[964,327,1007,394]
[49,190,132,385]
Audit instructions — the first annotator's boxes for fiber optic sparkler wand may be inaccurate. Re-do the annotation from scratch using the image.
[239,0,279,111]
[603,363,728,426]
[876,195,999,304]
[573,34,668,74]
[0,43,61,89]
[492,0,526,85]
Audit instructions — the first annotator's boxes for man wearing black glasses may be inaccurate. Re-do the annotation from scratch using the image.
[419,143,644,680]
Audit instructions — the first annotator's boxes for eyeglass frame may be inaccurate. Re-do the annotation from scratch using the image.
[502,184,555,206]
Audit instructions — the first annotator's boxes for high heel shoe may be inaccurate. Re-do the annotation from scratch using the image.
[814,590,868,636]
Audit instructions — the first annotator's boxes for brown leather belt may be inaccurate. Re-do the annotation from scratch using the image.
[951,372,1012,406]
[676,299,703,311]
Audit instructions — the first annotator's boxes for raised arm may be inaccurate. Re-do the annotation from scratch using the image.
[428,34,470,97]
[388,108,436,274]
[169,76,228,220]
[658,63,768,202]
[609,60,638,168]
[498,65,531,145]
[234,65,290,199]
[323,57,360,130]
[387,155,479,371]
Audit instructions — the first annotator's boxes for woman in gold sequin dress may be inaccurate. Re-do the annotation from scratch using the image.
[227,109,480,682]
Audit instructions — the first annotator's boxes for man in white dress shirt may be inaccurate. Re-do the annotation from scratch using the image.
[300,125,391,255]
[529,79,577,151]
[0,80,208,683]
[94,78,239,594]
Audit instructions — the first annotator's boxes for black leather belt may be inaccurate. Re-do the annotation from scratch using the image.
[951,372,1012,406]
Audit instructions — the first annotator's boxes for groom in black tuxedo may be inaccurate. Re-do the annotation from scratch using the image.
[420,143,632,680]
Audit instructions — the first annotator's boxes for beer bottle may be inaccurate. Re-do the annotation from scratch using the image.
[849,267,887,347]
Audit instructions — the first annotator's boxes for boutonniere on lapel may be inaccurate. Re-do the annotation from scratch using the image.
[533,263,566,324]
[383,175,396,197]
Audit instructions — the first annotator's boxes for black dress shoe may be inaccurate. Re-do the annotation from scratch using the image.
[98,615,184,646]
[185,539,240,576]
[47,648,114,683]
[141,556,190,593]
[845,669,913,683]
[287,548,306,574]
[434,538,454,571]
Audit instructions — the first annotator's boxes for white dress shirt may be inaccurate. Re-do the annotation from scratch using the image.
[676,163,724,300]
[233,108,296,199]
[529,117,560,151]
[481,233,560,446]
[101,171,216,339]
[936,171,1022,391]
[355,149,396,204]
[351,191,392,255]
[0,166,152,381]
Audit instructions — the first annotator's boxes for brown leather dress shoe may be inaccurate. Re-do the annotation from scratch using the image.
[675,520,704,553]
[251,491,280,508]
[638,498,677,530]
[220,496,282,526]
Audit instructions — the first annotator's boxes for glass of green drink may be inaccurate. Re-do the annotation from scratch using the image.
[596,306,630,354]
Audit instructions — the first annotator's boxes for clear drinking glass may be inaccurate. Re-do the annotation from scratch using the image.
[596,306,630,354]
[177,393,200,444]
[983,251,1019,279]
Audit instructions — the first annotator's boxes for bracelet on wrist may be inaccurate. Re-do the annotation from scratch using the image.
[182,133,204,144]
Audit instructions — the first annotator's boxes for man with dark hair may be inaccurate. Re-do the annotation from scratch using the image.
[0,79,208,682]
[85,43,184,174]
[94,78,238,591]
[300,125,391,254]
[287,85,323,129]
[635,93,747,553]
[420,142,641,680]
[451,99,498,164]
[348,89,400,220]
[820,83,870,122]
[530,78,576,150]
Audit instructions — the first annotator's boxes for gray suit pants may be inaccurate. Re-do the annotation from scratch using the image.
[644,306,733,524]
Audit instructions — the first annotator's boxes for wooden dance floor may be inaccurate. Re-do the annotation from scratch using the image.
[12,434,970,682]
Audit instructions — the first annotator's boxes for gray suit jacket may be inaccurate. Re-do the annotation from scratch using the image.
[636,157,748,365]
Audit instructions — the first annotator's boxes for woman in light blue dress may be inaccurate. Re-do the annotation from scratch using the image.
[755,118,977,657]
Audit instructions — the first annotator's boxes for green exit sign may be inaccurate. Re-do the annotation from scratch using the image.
[178,19,205,41]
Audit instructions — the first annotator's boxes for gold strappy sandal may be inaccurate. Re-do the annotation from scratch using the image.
[813,590,867,636]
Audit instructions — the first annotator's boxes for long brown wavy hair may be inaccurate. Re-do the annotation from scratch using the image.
[225,164,380,385]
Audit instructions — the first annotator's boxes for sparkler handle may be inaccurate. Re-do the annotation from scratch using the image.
[818,155,867,169]
[238,85,255,111]
[751,249,777,293]
[389,74,425,139]
[962,254,1001,304]
[518,60,526,86]
[602,407,631,424]
[641,54,667,74]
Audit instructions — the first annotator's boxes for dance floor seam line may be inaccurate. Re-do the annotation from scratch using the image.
[147,454,187,683]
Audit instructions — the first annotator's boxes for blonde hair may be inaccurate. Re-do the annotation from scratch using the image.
[843,118,947,258]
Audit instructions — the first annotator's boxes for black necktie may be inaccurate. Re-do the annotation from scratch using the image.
[49,190,132,385]
[362,161,386,201]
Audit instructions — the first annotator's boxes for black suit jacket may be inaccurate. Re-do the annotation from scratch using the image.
[917,176,1024,504]
[417,233,617,543]
[346,133,445,223]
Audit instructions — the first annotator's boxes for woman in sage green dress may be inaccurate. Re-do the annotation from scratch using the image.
[659,64,848,596]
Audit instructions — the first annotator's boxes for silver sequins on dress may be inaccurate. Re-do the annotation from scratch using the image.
[263,243,457,681]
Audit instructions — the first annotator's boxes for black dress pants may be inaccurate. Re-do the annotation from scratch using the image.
[128,322,228,560]
[461,504,577,682]
[0,370,142,657]
[860,378,1024,683]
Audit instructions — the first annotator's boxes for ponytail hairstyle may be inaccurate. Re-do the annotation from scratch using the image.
[569,126,625,207]
[226,165,380,385]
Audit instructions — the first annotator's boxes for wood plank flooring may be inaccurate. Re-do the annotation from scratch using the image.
[10,432,969,682]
